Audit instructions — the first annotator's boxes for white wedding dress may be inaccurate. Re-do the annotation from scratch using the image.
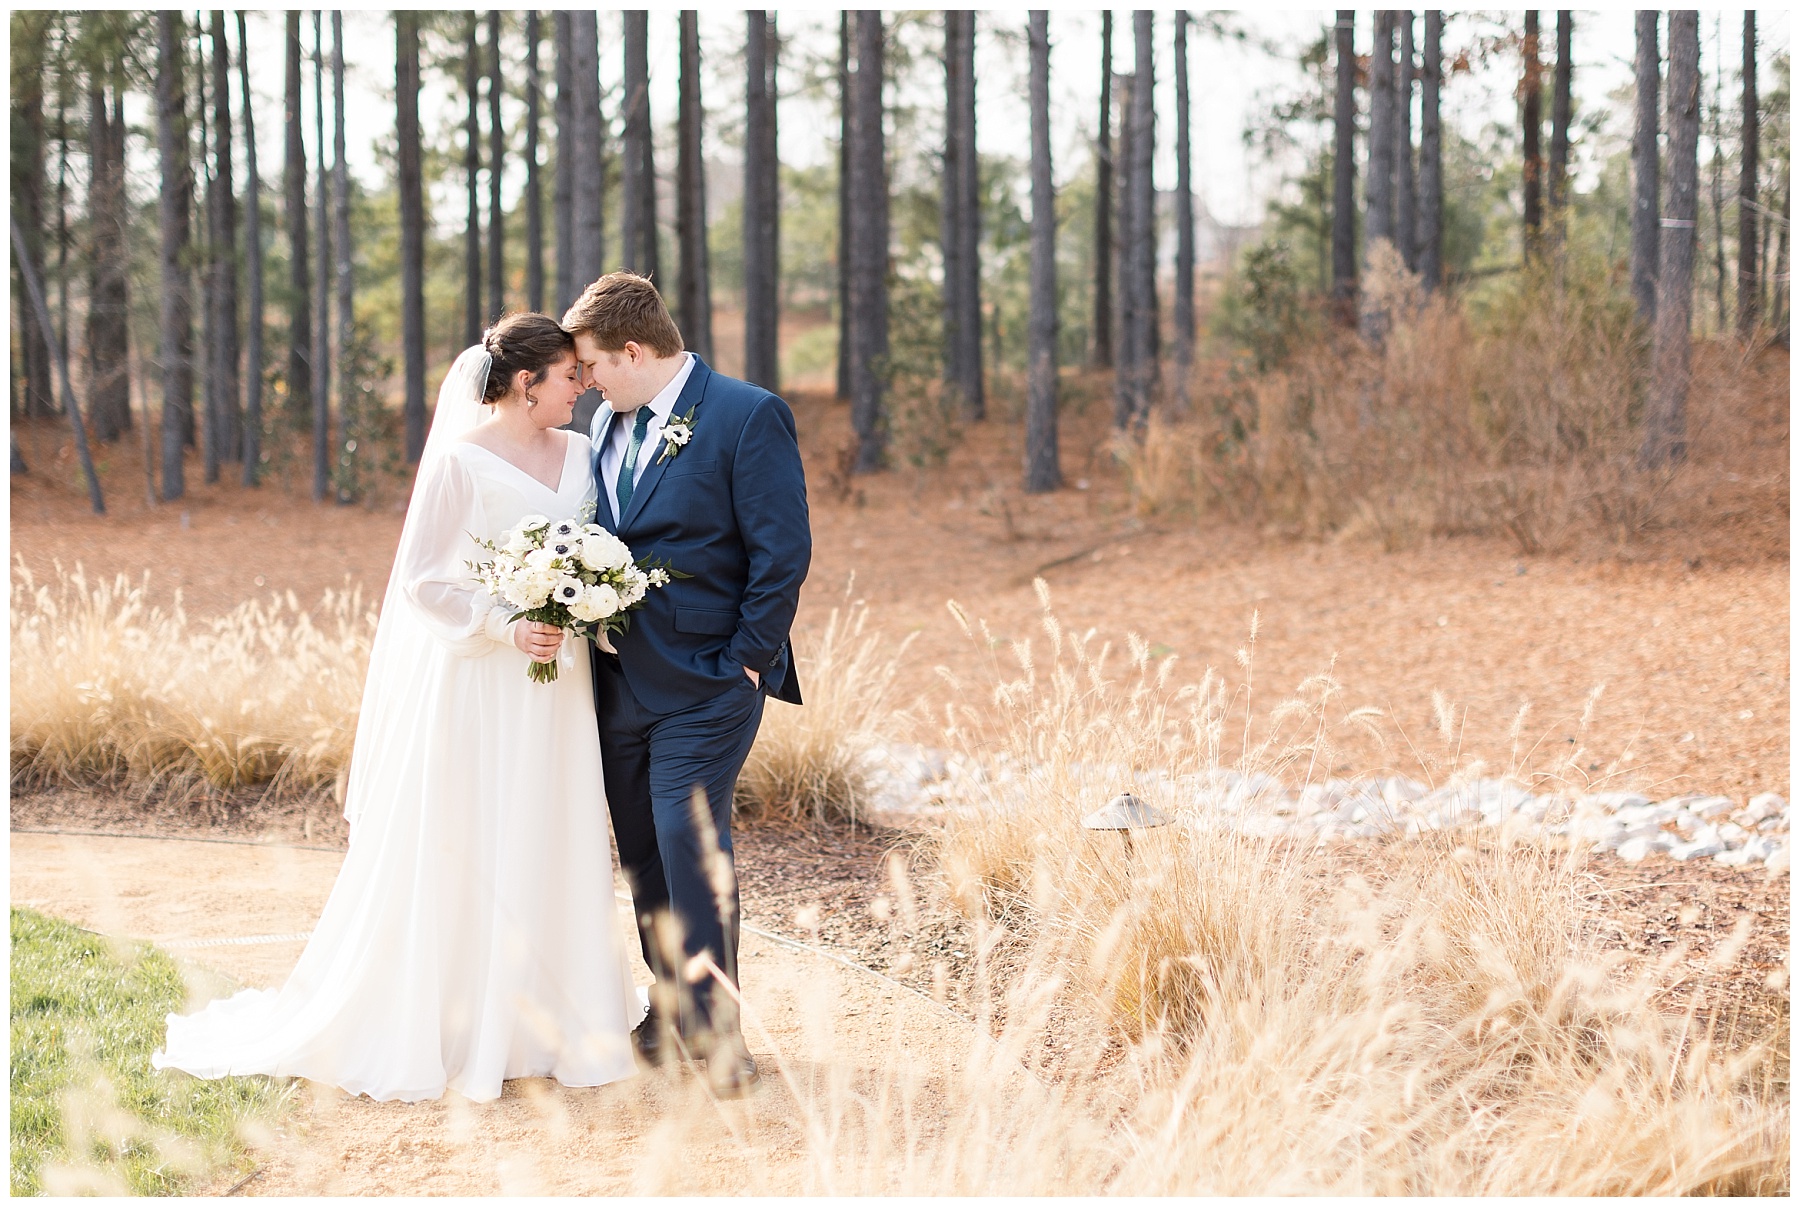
[154,349,641,1103]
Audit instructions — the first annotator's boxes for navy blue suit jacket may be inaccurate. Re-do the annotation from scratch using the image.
[588,357,810,714]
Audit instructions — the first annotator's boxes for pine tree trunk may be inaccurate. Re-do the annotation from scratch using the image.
[12,216,102,511]
[11,14,53,418]
[156,11,194,499]
[1366,12,1394,253]
[1645,11,1697,468]
[209,11,238,466]
[1024,11,1060,494]
[1117,11,1156,431]
[283,13,311,428]
[1521,12,1543,261]
[1549,12,1573,248]
[848,10,888,472]
[86,78,132,445]
[1631,11,1660,326]
[1173,11,1194,414]
[621,12,655,279]
[397,11,427,462]
[525,11,544,314]
[941,11,982,423]
[238,12,263,486]
[1092,11,1115,367]
[488,11,505,323]
[742,11,780,390]
[312,11,331,501]
[553,12,574,313]
[835,12,852,400]
[1331,11,1358,314]
[1395,12,1417,272]
[570,12,605,290]
[1738,13,1759,336]
[332,11,353,501]
[464,15,482,343]
[1112,72,1136,428]
[676,11,712,360]
[1418,12,1444,292]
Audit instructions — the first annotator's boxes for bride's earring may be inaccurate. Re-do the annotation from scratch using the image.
[526,395,538,409]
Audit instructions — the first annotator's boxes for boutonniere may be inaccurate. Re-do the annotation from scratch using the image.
[656,404,698,464]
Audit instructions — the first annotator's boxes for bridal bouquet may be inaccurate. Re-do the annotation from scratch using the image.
[470,505,679,683]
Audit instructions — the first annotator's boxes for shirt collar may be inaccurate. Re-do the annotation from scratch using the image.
[642,352,696,423]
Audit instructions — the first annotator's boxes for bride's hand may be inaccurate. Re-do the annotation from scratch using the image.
[514,620,564,662]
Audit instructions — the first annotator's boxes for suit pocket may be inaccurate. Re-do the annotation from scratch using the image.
[674,606,737,636]
[665,458,718,478]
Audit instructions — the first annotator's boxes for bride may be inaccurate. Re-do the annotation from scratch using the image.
[155,315,642,1102]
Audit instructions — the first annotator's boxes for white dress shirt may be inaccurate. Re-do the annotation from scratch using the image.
[598,352,696,524]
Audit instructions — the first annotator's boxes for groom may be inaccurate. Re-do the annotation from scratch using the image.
[564,273,810,1096]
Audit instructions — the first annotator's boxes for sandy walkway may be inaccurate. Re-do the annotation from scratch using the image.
[11,831,984,1195]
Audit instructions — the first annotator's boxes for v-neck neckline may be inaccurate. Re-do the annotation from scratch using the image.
[460,433,576,496]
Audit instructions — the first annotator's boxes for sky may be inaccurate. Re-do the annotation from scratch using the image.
[132,10,1789,245]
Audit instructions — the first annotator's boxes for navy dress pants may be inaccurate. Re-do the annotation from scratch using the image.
[593,648,764,1042]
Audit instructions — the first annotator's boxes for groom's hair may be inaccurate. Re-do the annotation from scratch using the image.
[561,273,685,359]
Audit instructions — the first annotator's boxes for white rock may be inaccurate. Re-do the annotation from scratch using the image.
[1686,795,1736,821]
[1765,844,1790,874]
[1714,846,1760,867]
[1669,839,1725,862]
[1758,815,1788,834]
[1617,835,1673,862]
[1380,776,1429,806]
[1716,822,1751,847]
[1746,792,1787,820]
[1585,791,1653,812]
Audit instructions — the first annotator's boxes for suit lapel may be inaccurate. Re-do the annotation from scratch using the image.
[589,403,622,533]
[619,357,712,532]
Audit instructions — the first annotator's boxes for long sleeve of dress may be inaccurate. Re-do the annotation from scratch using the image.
[396,452,517,656]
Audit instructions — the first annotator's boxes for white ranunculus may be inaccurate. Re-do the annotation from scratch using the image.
[524,547,558,571]
[580,531,632,573]
[583,582,621,621]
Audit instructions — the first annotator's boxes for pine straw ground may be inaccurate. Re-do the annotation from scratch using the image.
[9,345,1789,1080]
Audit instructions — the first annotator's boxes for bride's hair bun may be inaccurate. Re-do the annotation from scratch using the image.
[480,312,576,404]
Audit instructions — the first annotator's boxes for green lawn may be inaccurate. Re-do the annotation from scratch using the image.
[10,908,292,1196]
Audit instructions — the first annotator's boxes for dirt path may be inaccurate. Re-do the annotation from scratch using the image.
[10,831,986,1195]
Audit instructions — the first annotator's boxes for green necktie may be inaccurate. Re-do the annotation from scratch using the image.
[615,406,654,519]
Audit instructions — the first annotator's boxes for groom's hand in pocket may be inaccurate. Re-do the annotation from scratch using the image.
[743,666,760,688]
[515,621,564,663]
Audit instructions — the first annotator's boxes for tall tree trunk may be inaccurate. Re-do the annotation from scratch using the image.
[835,12,852,400]
[57,90,73,397]
[525,11,544,314]
[1173,11,1194,412]
[941,10,982,423]
[208,10,239,469]
[332,11,353,501]
[13,217,103,512]
[197,22,215,457]
[397,11,427,462]
[86,77,132,444]
[676,11,712,359]
[1549,11,1573,248]
[1738,13,1759,336]
[283,12,311,428]
[1418,12,1444,292]
[1116,11,1156,431]
[1631,11,1660,326]
[1395,12,1417,271]
[742,11,780,391]
[621,12,656,279]
[464,15,482,343]
[570,11,604,289]
[1773,182,1790,338]
[1331,11,1358,314]
[1113,71,1136,427]
[1092,11,1115,366]
[1366,12,1395,254]
[1645,11,1697,469]
[1024,11,1060,494]
[1708,24,1728,334]
[1521,11,1543,261]
[156,11,195,499]
[312,10,331,501]
[848,10,888,472]
[553,11,574,312]
[11,13,52,418]
[238,12,263,486]
[488,10,505,322]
